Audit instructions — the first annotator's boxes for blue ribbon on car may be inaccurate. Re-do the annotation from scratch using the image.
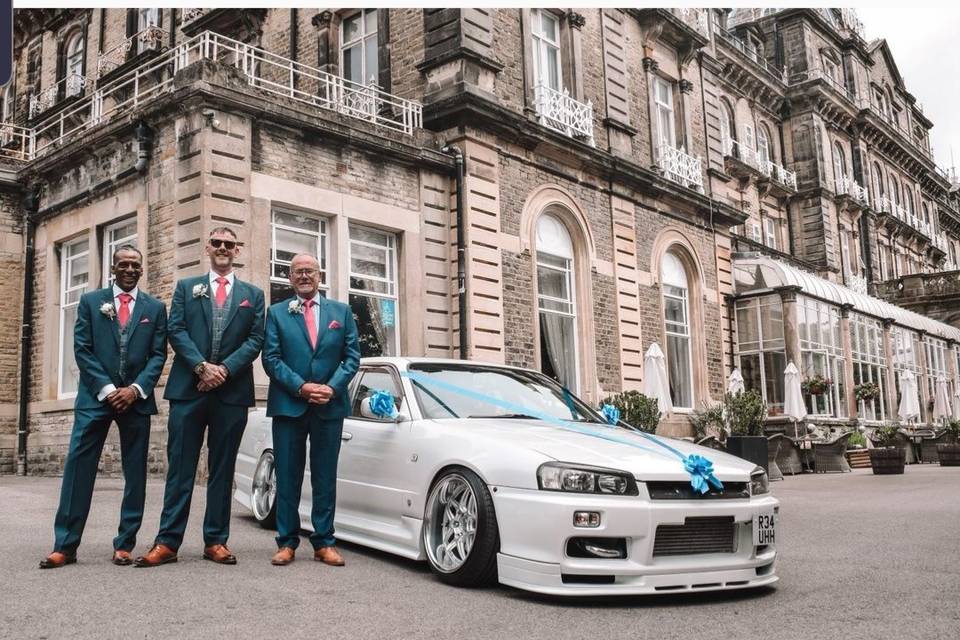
[369,389,398,419]
[600,403,620,426]
[401,371,724,493]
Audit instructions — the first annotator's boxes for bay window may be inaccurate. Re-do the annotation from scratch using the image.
[736,295,786,415]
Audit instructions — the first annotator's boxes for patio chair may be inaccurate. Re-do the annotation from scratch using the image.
[920,430,954,464]
[813,432,852,473]
[775,436,806,476]
[766,434,784,481]
[695,435,725,451]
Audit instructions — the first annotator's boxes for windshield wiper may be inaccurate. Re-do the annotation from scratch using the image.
[468,413,541,420]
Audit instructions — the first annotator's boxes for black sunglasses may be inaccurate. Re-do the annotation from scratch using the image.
[209,239,237,250]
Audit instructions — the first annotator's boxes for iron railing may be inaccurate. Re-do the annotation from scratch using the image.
[713,22,786,84]
[0,124,35,161]
[29,73,89,119]
[670,8,710,38]
[1,30,424,162]
[97,25,167,78]
[722,137,796,190]
[534,82,594,146]
[659,143,703,191]
[835,176,869,205]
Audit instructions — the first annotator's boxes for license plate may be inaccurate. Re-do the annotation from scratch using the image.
[753,511,776,546]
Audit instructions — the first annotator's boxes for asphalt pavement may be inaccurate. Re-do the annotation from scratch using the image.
[1,466,958,640]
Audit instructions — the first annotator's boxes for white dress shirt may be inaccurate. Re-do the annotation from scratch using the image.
[209,270,235,297]
[97,284,147,402]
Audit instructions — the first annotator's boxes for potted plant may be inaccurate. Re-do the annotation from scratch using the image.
[854,382,881,403]
[724,389,768,470]
[690,404,726,443]
[869,425,906,474]
[601,390,660,434]
[847,430,867,449]
[938,420,960,467]
[801,374,833,396]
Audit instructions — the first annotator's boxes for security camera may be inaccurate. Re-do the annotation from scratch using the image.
[201,108,220,128]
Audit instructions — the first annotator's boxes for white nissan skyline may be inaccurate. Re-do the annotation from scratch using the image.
[234,357,778,596]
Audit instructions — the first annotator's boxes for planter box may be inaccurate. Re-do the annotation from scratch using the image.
[937,443,960,467]
[726,435,768,471]
[869,447,905,475]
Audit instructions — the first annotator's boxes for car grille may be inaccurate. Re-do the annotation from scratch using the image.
[653,516,737,557]
[647,481,749,500]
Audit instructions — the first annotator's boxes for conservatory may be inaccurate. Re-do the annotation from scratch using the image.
[732,256,960,426]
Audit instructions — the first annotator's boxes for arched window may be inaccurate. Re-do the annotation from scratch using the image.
[536,213,578,391]
[922,202,931,226]
[872,162,885,203]
[1,84,13,122]
[832,141,847,180]
[719,99,736,156]
[64,30,85,98]
[890,176,901,206]
[757,124,772,166]
[661,251,693,409]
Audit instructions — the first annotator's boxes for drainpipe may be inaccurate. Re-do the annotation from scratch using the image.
[289,9,298,91]
[134,120,154,174]
[777,122,796,256]
[16,185,41,476]
[440,143,468,359]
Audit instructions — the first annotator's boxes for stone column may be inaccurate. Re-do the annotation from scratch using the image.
[775,285,802,369]
[642,56,660,167]
[678,78,695,156]
[839,303,857,418]
[566,12,586,102]
[881,318,897,420]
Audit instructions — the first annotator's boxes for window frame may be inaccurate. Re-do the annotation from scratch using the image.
[58,236,91,399]
[530,8,563,92]
[101,217,138,288]
[535,214,579,393]
[269,207,330,304]
[348,223,401,358]
[653,76,676,149]
[736,294,786,416]
[661,252,694,410]
[849,313,888,422]
[339,8,379,87]
[797,296,846,418]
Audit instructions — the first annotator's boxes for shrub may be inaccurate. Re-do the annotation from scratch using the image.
[848,430,867,448]
[725,389,767,436]
[690,404,725,440]
[945,420,960,440]
[872,425,900,447]
[601,390,660,433]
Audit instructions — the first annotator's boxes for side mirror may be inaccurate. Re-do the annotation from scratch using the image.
[360,397,406,423]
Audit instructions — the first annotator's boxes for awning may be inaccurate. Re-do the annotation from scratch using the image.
[733,255,960,342]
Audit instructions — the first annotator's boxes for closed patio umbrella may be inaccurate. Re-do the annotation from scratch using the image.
[933,375,952,424]
[897,370,921,424]
[727,368,745,395]
[642,343,673,418]
[783,361,807,439]
[953,386,960,421]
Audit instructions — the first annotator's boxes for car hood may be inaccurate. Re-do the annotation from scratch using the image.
[435,418,759,481]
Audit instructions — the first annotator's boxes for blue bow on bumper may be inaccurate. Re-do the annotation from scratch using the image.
[683,454,724,494]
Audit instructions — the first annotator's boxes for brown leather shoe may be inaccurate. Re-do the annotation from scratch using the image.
[314,546,345,566]
[39,551,76,569]
[271,547,295,566]
[134,544,178,567]
[112,550,133,566]
[203,544,237,565]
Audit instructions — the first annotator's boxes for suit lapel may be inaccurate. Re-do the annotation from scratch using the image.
[197,277,212,330]
[292,300,313,351]
[124,293,147,340]
[102,291,121,348]
[222,279,243,331]
[315,296,327,355]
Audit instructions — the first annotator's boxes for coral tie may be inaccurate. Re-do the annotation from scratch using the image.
[215,276,228,308]
[304,299,317,349]
[117,293,132,329]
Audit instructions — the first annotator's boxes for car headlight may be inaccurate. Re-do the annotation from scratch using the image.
[750,467,769,496]
[537,462,639,496]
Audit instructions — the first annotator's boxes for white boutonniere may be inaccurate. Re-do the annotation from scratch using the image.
[192,283,209,299]
[288,299,304,314]
[100,302,116,319]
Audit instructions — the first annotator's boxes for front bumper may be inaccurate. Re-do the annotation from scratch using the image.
[491,486,778,596]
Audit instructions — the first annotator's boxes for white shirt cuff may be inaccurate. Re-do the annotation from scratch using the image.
[97,384,117,402]
[131,383,147,399]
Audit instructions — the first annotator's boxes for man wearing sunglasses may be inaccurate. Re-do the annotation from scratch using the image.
[137,227,264,567]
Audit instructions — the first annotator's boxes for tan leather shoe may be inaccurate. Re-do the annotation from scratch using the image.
[314,546,345,566]
[203,544,237,565]
[134,544,178,567]
[271,547,295,566]
[112,550,134,566]
[39,550,76,569]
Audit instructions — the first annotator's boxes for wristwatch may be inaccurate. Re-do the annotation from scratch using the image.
[194,362,206,376]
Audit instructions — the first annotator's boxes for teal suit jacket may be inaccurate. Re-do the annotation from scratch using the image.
[163,275,265,406]
[262,296,361,419]
[73,287,168,415]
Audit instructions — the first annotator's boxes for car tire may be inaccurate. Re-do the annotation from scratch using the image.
[422,467,499,587]
[250,450,278,530]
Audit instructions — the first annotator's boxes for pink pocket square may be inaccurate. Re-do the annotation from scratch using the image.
[239,299,252,308]
[328,320,342,329]
[139,317,151,324]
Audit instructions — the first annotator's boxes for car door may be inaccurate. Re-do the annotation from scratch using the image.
[335,365,413,541]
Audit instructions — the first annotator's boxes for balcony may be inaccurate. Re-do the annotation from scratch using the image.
[669,8,710,39]
[0,124,34,161]
[721,137,797,193]
[29,74,89,119]
[658,143,703,191]
[97,26,167,79]
[533,83,594,146]
[834,176,869,207]
[2,31,424,163]
[875,196,935,239]
[713,23,786,84]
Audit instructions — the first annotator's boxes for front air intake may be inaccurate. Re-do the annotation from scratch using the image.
[653,516,737,557]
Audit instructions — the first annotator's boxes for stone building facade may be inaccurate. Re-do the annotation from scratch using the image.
[1,7,958,475]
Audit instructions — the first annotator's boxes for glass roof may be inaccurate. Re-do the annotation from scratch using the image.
[733,256,960,342]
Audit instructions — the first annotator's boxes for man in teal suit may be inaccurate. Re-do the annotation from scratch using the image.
[137,227,264,567]
[262,253,360,566]
[40,246,167,569]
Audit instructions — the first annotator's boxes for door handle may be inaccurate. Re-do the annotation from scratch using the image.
[341,432,353,442]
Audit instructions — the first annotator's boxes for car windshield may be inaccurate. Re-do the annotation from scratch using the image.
[407,363,606,424]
